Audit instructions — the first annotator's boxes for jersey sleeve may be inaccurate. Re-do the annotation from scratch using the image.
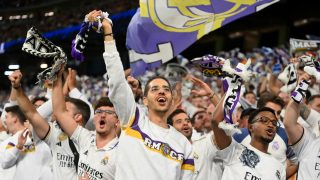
[0,136,20,169]
[103,40,137,127]
[290,127,315,161]
[70,125,93,150]
[215,138,241,164]
[180,143,195,180]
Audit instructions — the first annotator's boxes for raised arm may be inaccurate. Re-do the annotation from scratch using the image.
[99,11,136,126]
[283,73,310,144]
[52,67,78,137]
[9,70,50,139]
[211,94,231,149]
[190,76,220,106]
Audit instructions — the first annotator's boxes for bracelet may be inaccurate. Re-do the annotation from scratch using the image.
[104,33,113,37]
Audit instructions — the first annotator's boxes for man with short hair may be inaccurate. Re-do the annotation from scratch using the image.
[0,105,53,180]
[51,64,119,180]
[307,94,320,113]
[9,70,89,180]
[167,108,223,180]
[96,10,194,180]
[212,97,285,180]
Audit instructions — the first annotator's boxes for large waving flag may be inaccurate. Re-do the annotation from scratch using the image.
[126,0,279,76]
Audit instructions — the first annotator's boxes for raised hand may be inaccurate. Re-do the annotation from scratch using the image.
[9,70,22,88]
[16,128,29,150]
[190,76,214,97]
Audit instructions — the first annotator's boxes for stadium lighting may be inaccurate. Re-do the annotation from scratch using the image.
[8,65,20,69]
[4,71,13,76]
[40,63,48,69]
[0,16,2,21]
[45,12,54,17]
[22,15,28,19]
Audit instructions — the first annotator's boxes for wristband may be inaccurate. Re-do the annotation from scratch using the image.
[104,33,113,37]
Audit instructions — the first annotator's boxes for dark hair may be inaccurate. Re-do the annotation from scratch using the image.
[65,97,91,125]
[167,109,188,126]
[243,91,256,98]
[5,105,27,124]
[240,108,256,120]
[31,96,48,105]
[307,94,320,104]
[95,97,114,110]
[257,92,285,109]
[144,76,172,97]
[248,107,276,124]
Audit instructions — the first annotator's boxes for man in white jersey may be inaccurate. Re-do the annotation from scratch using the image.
[0,105,53,180]
[9,70,90,180]
[212,95,285,180]
[167,108,223,180]
[88,10,194,180]
[284,72,320,179]
[52,65,119,180]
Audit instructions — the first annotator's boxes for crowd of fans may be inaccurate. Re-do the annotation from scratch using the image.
[1,7,320,180]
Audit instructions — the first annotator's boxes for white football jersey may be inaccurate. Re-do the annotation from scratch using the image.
[71,126,118,180]
[192,132,223,180]
[104,41,195,180]
[44,121,78,180]
[216,140,285,180]
[291,127,320,179]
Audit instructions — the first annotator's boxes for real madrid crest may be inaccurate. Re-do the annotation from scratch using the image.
[101,156,109,165]
[160,143,170,156]
[58,133,68,141]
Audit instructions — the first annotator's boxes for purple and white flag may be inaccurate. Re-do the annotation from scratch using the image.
[126,0,279,76]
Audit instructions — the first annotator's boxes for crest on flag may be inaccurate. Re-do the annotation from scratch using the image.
[126,0,279,76]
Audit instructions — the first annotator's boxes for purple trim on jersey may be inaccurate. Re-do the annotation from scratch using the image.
[183,158,195,166]
[130,107,140,127]
[131,125,185,157]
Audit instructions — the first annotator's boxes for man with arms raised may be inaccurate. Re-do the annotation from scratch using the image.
[9,70,89,180]
[89,10,194,180]
[52,65,119,180]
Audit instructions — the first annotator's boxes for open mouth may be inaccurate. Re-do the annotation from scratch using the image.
[157,97,167,105]
[266,128,274,136]
[98,120,106,128]
[182,127,190,133]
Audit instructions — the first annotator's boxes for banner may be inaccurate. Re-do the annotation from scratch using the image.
[290,38,320,56]
[127,0,279,76]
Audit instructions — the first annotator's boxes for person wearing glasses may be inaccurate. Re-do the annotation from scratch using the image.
[234,92,298,178]
[52,65,119,180]
[212,95,285,180]
[96,9,195,180]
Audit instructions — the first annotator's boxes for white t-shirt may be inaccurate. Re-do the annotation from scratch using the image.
[291,127,320,179]
[71,125,118,180]
[44,121,78,180]
[104,41,195,180]
[0,130,53,180]
[192,132,223,180]
[0,133,16,180]
[216,140,285,180]
[233,127,295,166]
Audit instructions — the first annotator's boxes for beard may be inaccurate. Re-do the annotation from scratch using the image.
[261,134,275,144]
